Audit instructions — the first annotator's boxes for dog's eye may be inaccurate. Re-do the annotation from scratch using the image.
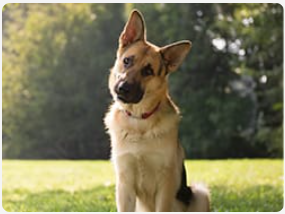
[123,56,134,68]
[123,57,130,65]
[141,64,154,77]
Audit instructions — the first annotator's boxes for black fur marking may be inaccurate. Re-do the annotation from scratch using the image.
[159,51,168,76]
[176,163,193,206]
[141,64,154,77]
[165,68,169,76]
[157,56,164,76]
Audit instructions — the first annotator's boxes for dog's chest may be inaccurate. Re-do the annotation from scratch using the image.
[114,135,176,196]
[111,121,179,191]
[134,151,168,196]
[105,106,180,193]
[113,129,177,169]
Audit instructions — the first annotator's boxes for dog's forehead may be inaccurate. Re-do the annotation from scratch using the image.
[122,42,160,62]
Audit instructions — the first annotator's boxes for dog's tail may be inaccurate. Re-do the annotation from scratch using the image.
[187,183,211,212]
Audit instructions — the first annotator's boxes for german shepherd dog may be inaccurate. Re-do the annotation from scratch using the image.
[104,10,210,212]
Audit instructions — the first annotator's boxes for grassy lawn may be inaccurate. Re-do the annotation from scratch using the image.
[2,159,283,212]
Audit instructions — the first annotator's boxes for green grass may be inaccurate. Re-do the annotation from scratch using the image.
[2,159,284,212]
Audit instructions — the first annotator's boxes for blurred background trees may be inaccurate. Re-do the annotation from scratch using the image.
[2,3,283,159]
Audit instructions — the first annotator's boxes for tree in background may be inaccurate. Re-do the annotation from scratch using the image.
[3,4,125,159]
[2,3,283,159]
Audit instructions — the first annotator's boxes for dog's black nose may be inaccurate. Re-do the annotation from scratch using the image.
[117,81,130,95]
[114,81,144,104]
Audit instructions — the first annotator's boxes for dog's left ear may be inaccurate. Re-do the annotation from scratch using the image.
[160,41,192,73]
[119,10,146,48]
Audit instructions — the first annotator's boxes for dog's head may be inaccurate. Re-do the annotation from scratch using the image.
[109,10,191,105]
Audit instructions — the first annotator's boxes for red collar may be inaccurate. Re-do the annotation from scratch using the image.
[125,102,161,119]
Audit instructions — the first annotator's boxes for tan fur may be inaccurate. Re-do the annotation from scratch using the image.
[104,9,210,212]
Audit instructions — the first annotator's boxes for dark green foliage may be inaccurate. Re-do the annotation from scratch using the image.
[3,4,125,159]
[2,3,283,159]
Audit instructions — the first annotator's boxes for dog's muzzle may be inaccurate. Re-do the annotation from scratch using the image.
[114,81,144,104]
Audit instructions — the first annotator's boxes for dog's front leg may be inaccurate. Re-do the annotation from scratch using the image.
[116,181,136,212]
[155,175,177,212]
[115,155,137,212]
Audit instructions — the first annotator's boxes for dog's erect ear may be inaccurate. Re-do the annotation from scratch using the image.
[160,41,192,73]
[119,10,146,48]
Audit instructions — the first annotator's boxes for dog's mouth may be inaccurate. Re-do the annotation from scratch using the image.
[115,81,144,104]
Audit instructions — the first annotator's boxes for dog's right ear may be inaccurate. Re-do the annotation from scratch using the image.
[119,10,146,48]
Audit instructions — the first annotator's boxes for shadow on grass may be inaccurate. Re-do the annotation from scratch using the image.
[3,184,283,212]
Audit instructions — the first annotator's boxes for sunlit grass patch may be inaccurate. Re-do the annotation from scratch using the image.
[2,159,283,212]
